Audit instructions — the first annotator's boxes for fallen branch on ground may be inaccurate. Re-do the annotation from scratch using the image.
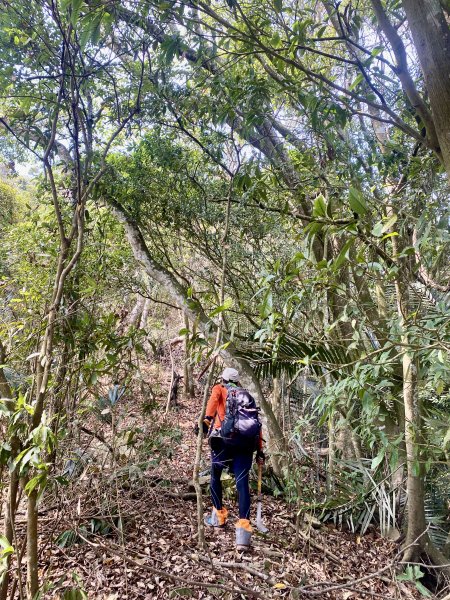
[76,531,269,599]
[199,555,277,586]
[288,525,340,564]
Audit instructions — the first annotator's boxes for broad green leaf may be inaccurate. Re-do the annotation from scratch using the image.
[271,31,282,48]
[79,12,103,49]
[71,0,83,26]
[443,427,450,447]
[349,73,363,90]
[371,448,385,470]
[25,474,43,495]
[348,187,367,216]
[371,221,384,237]
[0,535,13,552]
[380,214,397,234]
[274,0,282,11]
[60,0,72,11]
[312,194,327,218]
[333,239,353,270]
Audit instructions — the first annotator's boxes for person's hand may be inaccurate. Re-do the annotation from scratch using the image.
[202,416,213,435]
[194,417,212,437]
[256,450,265,465]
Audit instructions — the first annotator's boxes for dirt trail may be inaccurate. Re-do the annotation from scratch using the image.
[33,383,420,599]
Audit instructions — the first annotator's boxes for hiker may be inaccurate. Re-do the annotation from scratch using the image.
[198,367,265,551]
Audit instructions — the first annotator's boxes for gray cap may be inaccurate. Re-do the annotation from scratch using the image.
[222,367,239,382]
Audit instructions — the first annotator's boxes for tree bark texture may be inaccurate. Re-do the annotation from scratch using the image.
[402,0,450,179]
[401,349,427,560]
[0,467,19,600]
[26,489,38,599]
[183,313,195,399]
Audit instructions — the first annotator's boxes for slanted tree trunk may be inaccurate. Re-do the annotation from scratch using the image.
[127,295,145,329]
[402,0,450,179]
[140,298,151,330]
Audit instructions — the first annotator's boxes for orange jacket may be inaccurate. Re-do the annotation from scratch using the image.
[205,383,263,450]
[205,384,228,429]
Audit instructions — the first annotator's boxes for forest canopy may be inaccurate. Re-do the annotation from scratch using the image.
[0,0,449,598]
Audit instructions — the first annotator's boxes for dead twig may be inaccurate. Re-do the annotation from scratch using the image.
[288,525,340,564]
[199,555,277,586]
[299,527,436,597]
[76,532,268,599]
[79,426,115,454]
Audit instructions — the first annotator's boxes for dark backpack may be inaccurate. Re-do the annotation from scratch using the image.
[220,384,262,450]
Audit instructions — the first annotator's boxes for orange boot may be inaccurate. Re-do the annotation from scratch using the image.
[235,519,252,550]
[204,507,228,528]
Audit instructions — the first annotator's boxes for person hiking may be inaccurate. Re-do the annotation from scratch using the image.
[198,367,265,551]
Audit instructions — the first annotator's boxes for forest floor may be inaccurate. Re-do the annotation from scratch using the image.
[16,363,424,600]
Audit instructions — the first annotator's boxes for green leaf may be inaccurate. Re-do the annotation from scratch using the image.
[415,581,431,597]
[349,73,363,90]
[348,187,367,216]
[371,221,384,237]
[443,427,450,448]
[381,231,399,240]
[371,448,385,470]
[333,239,353,270]
[209,297,233,317]
[60,0,72,12]
[312,194,327,218]
[25,474,44,496]
[79,11,103,49]
[70,0,83,26]
[274,0,282,11]
[381,215,397,233]
[271,31,282,48]
[397,246,415,258]
[0,535,14,552]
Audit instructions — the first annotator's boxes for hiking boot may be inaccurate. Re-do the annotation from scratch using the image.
[235,519,252,551]
[204,507,228,528]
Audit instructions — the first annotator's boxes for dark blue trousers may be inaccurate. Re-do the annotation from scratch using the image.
[210,438,253,519]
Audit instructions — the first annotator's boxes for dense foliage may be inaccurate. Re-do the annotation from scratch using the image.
[0,0,449,597]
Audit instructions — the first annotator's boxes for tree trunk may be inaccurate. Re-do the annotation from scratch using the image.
[140,298,151,330]
[390,235,450,575]
[402,0,450,179]
[193,364,216,549]
[401,348,427,561]
[127,295,145,329]
[271,377,282,424]
[26,489,39,599]
[327,410,336,493]
[0,467,19,600]
[182,313,195,399]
